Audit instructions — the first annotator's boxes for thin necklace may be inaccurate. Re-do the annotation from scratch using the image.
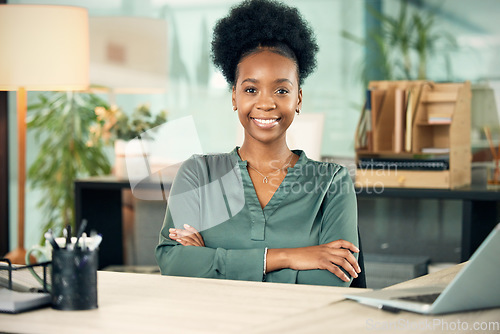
[247,154,294,184]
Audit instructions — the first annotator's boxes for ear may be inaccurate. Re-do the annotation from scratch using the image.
[297,88,303,109]
[232,86,237,109]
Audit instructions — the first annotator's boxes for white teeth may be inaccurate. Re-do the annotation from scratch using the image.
[254,118,278,124]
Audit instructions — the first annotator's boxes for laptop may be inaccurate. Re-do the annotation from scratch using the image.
[344,223,500,314]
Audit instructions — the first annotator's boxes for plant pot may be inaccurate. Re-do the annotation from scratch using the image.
[114,139,151,180]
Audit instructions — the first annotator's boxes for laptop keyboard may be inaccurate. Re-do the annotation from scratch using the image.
[396,293,441,304]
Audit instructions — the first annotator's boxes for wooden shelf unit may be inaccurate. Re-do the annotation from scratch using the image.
[355,80,471,189]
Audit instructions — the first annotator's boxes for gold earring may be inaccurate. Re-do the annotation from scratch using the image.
[296,108,301,115]
[233,106,237,112]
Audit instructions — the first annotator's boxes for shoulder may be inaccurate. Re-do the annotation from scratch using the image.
[180,152,234,169]
[177,151,239,183]
[185,152,236,171]
[295,151,350,181]
[294,153,354,196]
[305,159,344,176]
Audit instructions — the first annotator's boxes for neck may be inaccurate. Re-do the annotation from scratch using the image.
[239,138,293,172]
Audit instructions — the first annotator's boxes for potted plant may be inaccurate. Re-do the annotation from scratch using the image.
[28,91,112,240]
[93,103,168,179]
[342,0,457,85]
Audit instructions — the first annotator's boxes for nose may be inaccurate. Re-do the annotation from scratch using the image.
[256,91,276,111]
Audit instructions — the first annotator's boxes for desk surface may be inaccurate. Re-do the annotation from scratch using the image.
[1,264,498,334]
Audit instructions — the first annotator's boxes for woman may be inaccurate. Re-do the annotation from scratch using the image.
[155,0,361,286]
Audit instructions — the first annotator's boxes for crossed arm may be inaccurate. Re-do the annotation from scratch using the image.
[169,224,361,283]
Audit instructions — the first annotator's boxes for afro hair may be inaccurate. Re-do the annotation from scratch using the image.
[211,0,319,87]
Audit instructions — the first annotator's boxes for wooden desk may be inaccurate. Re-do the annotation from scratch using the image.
[249,263,500,333]
[0,264,498,333]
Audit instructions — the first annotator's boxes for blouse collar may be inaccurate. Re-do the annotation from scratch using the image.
[231,146,308,169]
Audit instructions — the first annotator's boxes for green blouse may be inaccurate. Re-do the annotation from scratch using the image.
[155,147,358,287]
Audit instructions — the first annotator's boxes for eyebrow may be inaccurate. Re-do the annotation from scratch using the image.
[240,78,294,86]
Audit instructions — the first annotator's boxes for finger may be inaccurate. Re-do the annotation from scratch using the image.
[170,227,194,235]
[171,229,200,244]
[183,224,204,245]
[350,253,362,274]
[327,239,360,253]
[168,229,182,240]
[332,248,361,274]
[169,228,187,239]
[180,233,202,247]
[171,228,197,240]
[168,228,177,238]
[181,224,200,235]
[179,239,195,246]
[177,230,204,247]
[170,227,204,246]
[330,252,358,278]
[325,263,350,282]
[183,224,199,233]
[176,229,193,238]
[169,232,188,245]
[177,237,198,246]
[169,229,191,240]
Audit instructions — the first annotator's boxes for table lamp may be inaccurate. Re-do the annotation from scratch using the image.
[0,5,89,264]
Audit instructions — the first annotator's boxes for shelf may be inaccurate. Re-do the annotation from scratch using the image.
[355,80,471,189]
[357,151,449,158]
[420,91,457,103]
[415,122,452,126]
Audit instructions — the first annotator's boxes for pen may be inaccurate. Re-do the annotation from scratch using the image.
[44,229,60,250]
[66,224,72,246]
[81,232,87,251]
[75,219,88,249]
[62,228,68,249]
[89,234,102,251]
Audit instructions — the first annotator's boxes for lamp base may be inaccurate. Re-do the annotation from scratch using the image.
[3,247,28,265]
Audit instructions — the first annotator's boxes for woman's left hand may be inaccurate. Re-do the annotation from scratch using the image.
[169,224,205,247]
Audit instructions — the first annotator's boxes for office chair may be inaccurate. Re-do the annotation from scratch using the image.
[350,228,366,288]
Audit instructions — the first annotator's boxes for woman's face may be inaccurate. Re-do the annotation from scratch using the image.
[232,50,302,146]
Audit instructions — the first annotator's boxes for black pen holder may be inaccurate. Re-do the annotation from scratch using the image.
[51,247,98,311]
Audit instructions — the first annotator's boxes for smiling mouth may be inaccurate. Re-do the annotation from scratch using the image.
[251,117,281,127]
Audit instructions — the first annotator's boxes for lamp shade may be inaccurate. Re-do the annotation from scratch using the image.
[0,4,89,91]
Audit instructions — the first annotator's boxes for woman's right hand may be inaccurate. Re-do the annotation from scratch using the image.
[267,239,361,282]
[169,224,205,247]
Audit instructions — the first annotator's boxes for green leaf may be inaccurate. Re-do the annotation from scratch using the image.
[28,91,112,241]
